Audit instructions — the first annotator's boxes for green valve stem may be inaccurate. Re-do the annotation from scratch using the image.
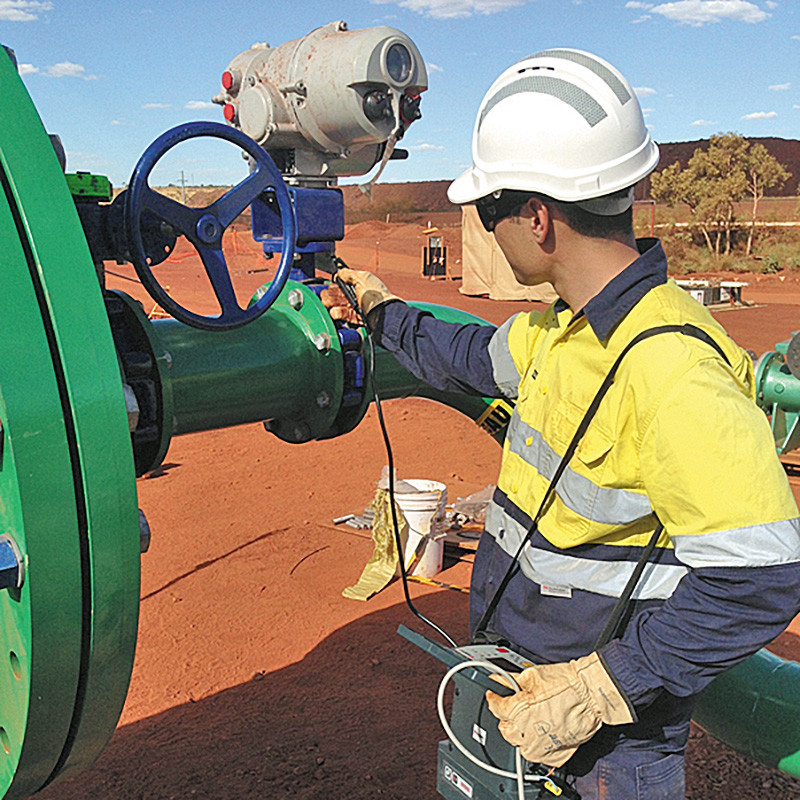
[0,534,24,591]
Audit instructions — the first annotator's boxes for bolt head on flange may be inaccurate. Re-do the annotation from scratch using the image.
[313,333,331,352]
[287,288,304,310]
[0,534,24,591]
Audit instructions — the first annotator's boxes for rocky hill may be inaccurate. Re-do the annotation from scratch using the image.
[340,138,799,216]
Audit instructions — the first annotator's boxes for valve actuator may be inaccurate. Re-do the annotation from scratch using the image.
[213,21,427,183]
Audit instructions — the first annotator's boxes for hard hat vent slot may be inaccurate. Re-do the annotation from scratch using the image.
[480,75,607,129]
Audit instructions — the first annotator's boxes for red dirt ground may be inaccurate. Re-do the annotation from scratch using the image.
[32,225,800,800]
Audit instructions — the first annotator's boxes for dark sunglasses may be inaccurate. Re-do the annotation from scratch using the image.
[475,190,532,232]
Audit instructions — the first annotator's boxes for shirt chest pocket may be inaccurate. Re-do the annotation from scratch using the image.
[548,402,615,475]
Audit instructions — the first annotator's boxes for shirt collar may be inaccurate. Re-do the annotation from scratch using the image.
[553,238,668,341]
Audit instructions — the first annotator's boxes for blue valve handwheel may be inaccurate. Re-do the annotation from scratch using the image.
[125,121,296,330]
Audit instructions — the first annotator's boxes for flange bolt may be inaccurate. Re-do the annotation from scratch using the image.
[287,288,304,310]
[313,333,331,352]
[0,534,24,591]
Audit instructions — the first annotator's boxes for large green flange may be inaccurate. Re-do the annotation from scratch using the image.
[0,50,140,797]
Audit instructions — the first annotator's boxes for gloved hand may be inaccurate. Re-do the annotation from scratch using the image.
[330,268,399,318]
[486,652,635,767]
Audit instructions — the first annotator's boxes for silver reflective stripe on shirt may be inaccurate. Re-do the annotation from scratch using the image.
[506,412,653,525]
[485,500,687,599]
[488,316,522,400]
[673,518,800,568]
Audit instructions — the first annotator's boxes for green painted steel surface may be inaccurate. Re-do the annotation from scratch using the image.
[0,50,139,797]
[65,173,112,202]
[145,281,343,440]
[371,301,512,445]
[756,348,800,454]
[694,649,800,776]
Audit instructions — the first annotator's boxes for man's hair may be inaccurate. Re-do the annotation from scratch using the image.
[531,191,634,242]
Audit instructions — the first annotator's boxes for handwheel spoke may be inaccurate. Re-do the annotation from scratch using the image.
[142,187,199,236]
[210,170,272,229]
[197,245,241,315]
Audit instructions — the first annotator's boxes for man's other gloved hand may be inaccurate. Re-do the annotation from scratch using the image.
[486,652,635,767]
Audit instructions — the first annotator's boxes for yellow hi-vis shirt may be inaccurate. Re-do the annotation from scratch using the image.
[487,277,800,601]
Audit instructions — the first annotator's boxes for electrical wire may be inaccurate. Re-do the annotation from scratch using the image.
[332,260,457,648]
[436,660,546,800]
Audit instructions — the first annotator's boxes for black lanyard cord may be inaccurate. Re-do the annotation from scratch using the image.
[474,323,730,644]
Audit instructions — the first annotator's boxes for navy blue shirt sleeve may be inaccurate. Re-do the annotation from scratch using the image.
[600,561,800,708]
[370,300,504,398]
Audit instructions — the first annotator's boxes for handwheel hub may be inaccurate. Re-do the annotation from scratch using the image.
[195,213,222,245]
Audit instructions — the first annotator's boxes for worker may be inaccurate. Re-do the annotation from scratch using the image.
[323,49,800,799]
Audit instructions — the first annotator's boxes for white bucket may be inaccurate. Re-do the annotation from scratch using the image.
[394,479,447,578]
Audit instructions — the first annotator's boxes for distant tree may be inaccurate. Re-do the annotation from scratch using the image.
[651,161,716,252]
[650,133,790,258]
[744,143,791,255]
[688,134,748,255]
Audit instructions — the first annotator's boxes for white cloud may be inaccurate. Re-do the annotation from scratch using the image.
[45,61,99,80]
[769,82,791,90]
[691,118,718,125]
[766,0,777,7]
[0,0,52,21]
[185,100,215,110]
[741,110,778,119]
[111,120,123,125]
[634,86,657,97]
[793,104,800,109]
[647,0,769,26]
[427,62,443,73]
[142,102,171,108]
[18,62,38,75]
[793,34,800,40]
[631,14,652,21]
[407,142,445,151]
[371,0,528,19]
[626,1,653,7]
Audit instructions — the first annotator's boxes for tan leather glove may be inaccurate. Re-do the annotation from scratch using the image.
[333,268,399,316]
[485,652,635,767]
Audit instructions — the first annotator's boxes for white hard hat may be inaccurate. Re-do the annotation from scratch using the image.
[448,49,659,209]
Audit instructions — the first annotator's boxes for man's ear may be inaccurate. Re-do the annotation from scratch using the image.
[527,198,550,245]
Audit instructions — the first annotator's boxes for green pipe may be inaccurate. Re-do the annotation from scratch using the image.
[142,283,343,441]
[372,301,513,445]
[693,650,800,775]
[153,311,330,434]
[758,351,800,412]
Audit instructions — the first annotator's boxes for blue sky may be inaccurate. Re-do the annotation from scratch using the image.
[3,0,798,188]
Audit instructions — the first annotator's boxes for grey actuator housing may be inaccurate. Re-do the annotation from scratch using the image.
[214,21,427,183]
